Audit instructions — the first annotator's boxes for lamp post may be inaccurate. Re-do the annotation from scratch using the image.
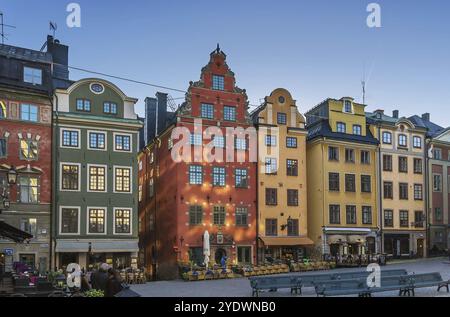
[0,166,17,214]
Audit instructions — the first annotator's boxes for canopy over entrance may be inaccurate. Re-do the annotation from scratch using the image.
[0,221,33,243]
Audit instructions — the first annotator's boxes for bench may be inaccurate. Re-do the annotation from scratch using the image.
[250,276,301,297]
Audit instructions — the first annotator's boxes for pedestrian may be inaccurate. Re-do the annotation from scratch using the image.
[91,263,109,292]
[105,268,123,297]
[80,273,91,293]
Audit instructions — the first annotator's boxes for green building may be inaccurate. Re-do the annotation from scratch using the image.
[52,78,142,270]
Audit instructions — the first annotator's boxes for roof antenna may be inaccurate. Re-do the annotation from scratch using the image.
[361,62,366,105]
[0,11,16,44]
[49,21,58,38]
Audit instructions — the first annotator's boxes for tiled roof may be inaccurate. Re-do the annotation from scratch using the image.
[408,115,445,137]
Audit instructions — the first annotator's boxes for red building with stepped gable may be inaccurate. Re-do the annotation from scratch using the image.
[138,46,257,280]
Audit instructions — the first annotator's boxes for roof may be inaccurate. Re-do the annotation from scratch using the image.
[408,115,445,137]
[307,119,379,145]
[0,44,52,64]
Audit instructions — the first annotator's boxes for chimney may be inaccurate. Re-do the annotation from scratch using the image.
[422,113,430,122]
[156,92,168,137]
[392,110,399,119]
[374,109,384,114]
[143,92,168,146]
[46,35,69,81]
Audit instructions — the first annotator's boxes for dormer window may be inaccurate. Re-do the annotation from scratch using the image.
[212,75,225,91]
[337,122,346,133]
[24,67,42,85]
[344,100,352,113]
[76,99,91,112]
[353,125,362,136]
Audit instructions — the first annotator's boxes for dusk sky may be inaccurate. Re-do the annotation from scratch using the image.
[2,0,450,126]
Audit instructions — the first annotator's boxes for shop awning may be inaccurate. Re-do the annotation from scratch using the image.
[260,236,314,246]
[92,241,139,253]
[55,241,90,253]
[327,235,348,244]
[347,235,366,244]
[0,221,33,243]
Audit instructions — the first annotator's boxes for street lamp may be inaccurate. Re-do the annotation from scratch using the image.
[7,166,17,185]
[0,166,17,213]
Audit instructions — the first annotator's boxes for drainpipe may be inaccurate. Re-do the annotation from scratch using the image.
[425,139,430,257]
[255,125,259,265]
[377,124,383,255]
[51,93,59,271]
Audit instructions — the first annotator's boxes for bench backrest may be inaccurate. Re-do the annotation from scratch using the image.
[315,278,368,293]
[408,272,443,284]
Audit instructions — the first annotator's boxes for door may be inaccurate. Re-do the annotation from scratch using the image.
[417,239,424,258]
[237,247,251,265]
[19,254,36,270]
[214,248,227,264]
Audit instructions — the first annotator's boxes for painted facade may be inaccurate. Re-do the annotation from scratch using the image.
[53,78,142,270]
[252,88,312,263]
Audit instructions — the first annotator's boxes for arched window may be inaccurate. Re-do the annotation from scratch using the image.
[0,101,6,119]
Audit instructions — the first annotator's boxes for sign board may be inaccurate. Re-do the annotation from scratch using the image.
[4,248,13,256]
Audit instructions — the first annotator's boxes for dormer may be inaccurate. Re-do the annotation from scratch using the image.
[341,97,355,114]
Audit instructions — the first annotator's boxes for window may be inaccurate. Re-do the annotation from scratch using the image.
[414,211,424,228]
[265,219,277,236]
[189,134,202,146]
[212,135,224,148]
[23,67,42,85]
[384,182,393,199]
[277,113,287,125]
[336,122,346,133]
[114,167,131,193]
[414,184,423,200]
[62,130,79,148]
[361,151,370,164]
[0,101,5,119]
[413,136,422,148]
[149,178,154,198]
[235,138,247,150]
[329,205,340,224]
[383,155,392,171]
[265,135,277,147]
[398,134,407,147]
[399,183,409,200]
[265,158,277,174]
[353,125,362,136]
[329,173,340,191]
[237,247,251,265]
[382,132,392,144]
[346,206,357,225]
[61,164,79,191]
[399,157,408,173]
[361,175,371,193]
[265,188,277,206]
[286,159,298,176]
[362,206,372,225]
[19,176,39,204]
[115,209,131,234]
[189,206,203,226]
[434,231,444,243]
[212,167,226,187]
[189,165,203,185]
[235,168,248,188]
[433,174,442,192]
[89,165,106,192]
[103,102,117,114]
[328,146,339,161]
[115,134,131,152]
[287,189,299,206]
[384,210,393,227]
[61,208,79,234]
[433,148,442,160]
[89,132,106,150]
[345,149,355,163]
[20,218,37,236]
[399,211,409,228]
[88,209,105,234]
[212,75,224,91]
[201,103,214,119]
[0,138,6,158]
[76,99,91,112]
[345,174,356,192]
[414,158,423,174]
[235,207,248,226]
[344,100,352,113]
[286,137,297,148]
[213,206,226,225]
[223,106,236,121]
[21,104,38,122]
[435,208,443,222]
[20,139,38,160]
[287,219,299,236]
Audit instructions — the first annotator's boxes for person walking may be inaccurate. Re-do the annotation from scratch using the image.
[91,263,109,292]
[105,268,123,297]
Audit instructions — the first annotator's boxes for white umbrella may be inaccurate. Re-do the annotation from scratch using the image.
[203,231,210,268]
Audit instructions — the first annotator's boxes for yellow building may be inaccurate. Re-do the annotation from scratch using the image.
[306,97,379,257]
[367,110,427,258]
[252,88,313,263]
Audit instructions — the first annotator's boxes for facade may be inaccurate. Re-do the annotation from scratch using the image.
[139,46,257,280]
[52,78,142,270]
[252,88,312,263]
[306,98,379,257]
[367,110,427,258]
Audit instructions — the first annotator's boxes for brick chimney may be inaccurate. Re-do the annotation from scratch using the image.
[393,110,399,119]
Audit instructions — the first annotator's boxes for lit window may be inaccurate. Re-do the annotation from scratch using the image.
[236,207,248,226]
[88,209,105,234]
[115,209,131,234]
[213,206,226,225]
[115,167,131,192]
[89,166,106,192]
[24,67,42,85]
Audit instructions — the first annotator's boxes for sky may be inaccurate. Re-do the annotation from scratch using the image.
[1,0,450,126]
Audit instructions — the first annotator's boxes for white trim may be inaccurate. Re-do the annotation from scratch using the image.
[342,99,354,114]
[87,130,108,151]
[324,227,372,233]
[59,206,81,235]
[59,162,82,192]
[58,124,139,135]
[113,165,133,194]
[89,82,105,95]
[113,207,133,236]
[86,206,108,235]
[87,164,108,193]
[60,128,81,149]
[113,132,133,153]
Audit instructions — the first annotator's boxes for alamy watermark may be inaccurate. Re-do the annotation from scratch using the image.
[66,3,81,28]
[367,3,381,28]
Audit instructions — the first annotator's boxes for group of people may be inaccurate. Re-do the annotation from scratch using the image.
[80,263,124,297]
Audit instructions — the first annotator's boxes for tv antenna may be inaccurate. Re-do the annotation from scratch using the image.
[0,11,16,44]
[361,80,366,105]
[49,21,57,37]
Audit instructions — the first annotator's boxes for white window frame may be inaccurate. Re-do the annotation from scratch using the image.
[113,165,133,194]
[86,207,108,235]
[23,66,42,85]
[59,206,81,235]
[87,164,108,193]
[60,128,81,149]
[113,207,133,235]
[413,136,422,149]
[87,130,107,151]
[342,99,353,114]
[59,162,81,192]
[113,132,133,153]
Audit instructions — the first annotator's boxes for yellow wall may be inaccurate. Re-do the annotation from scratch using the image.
[328,98,367,137]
